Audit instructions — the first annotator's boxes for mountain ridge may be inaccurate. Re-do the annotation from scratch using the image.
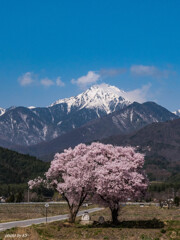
[0,84,178,149]
[0,84,132,146]
[13,101,178,160]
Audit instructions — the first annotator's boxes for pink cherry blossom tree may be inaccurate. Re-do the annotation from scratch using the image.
[45,143,96,223]
[28,176,46,190]
[28,177,53,200]
[92,145,148,224]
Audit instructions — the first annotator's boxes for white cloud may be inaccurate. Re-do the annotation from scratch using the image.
[56,77,65,87]
[130,65,170,78]
[71,71,100,88]
[18,72,34,86]
[126,83,151,103]
[41,78,54,87]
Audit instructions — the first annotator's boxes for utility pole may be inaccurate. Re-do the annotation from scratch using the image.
[45,203,49,224]
[28,188,30,203]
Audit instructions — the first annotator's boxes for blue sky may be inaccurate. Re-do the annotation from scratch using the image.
[0,0,180,111]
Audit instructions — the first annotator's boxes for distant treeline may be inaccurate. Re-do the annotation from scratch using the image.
[149,182,180,193]
[144,155,180,184]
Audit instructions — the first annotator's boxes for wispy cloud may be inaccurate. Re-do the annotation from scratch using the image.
[40,78,55,87]
[18,72,65,87]
[130,65,171,78]
[18,72,35,86]
[126,83,152,103]
[56,77,65,87]
[71,71,100,88]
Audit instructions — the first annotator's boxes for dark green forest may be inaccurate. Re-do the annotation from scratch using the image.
[0,147,49,197]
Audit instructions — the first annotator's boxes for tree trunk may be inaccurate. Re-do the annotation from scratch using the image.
[110,207,119,224]
[69,208,78,223]
[63,191,87,223]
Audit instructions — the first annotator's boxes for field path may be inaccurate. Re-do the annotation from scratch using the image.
[0,207,103,232]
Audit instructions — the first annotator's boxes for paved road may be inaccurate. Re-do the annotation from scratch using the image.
[0,207,103,232]
[0,201,67,205]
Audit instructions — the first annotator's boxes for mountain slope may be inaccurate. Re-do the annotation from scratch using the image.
[18,101,178,159]
[102,118,180,182]
[0,84,131,146]
[0,107,56,145]
[0,147,49,184]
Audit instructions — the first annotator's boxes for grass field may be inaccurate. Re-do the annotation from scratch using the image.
[0,203,94,223]
[0,205,180,240]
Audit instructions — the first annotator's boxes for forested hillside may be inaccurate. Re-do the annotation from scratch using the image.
[102,118,180,185]
[0,147,49,184]
[0,147,49,197]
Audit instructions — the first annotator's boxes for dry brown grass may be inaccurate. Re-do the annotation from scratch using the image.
[1,227,40,240]
[90,205,180,222]
[0,204,69,223]
[0,203,94,223]
[0,205,180,240]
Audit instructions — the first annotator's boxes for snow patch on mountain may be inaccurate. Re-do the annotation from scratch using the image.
[173,109,180,117]
[28,106,36,109]
[0,108,5,116]
[50,84,132,114]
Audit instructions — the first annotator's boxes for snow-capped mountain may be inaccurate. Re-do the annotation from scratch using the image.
[0,84,178,147]
[0,84,132,146]
[51,84,131,114]
[173,109,180,117]
[18,102,179,158]
[0,108,5,116]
